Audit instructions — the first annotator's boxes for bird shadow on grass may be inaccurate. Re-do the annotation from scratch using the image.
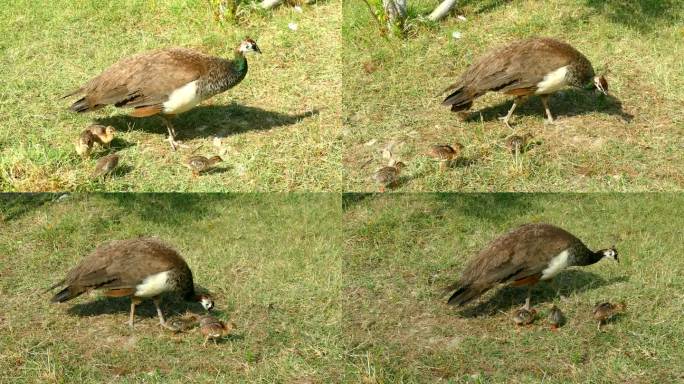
[66,295,223,320]
[92,104,320,140]
[204,165,232,176]
[601,312,627,326]
[452,156,479,168]
[452,271,630,318]
[410,156,477,181]
[90,164,134,182]
[105,137,135,152]
[205,333,244,346]
[464,90,633,125]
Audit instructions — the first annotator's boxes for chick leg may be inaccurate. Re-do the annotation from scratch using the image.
[540,95,555,124]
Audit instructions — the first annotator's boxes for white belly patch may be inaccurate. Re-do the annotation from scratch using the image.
[134,270,172,297]
[163,80,201,114]
[541,249,570,280]
[535,66,569,95]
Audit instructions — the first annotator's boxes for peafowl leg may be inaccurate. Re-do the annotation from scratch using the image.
[499,96,526,129]
[523,286,532,310]
[540,95,555,124]
[161,116,187,150]
[128,301,137,327]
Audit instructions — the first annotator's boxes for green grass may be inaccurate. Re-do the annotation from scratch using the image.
[0,193,343,382]
[342,0,684,191]
[0,0,341,192]
[2,193,684,382]
[342,193,684,382]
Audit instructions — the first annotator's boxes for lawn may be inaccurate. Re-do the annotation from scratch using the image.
[342,193,684,382]
[0,0,341,192]
[342,0,684,192]
[0,193,343,382]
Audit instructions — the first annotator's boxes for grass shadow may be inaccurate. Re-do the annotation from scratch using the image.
[223,333,245,342]
[342,194,540,234]
[582,0,682,32]
[92,104,320,140]
[96,194,235,224]
[464,90,633,124]
[342,193,375,210]
[452,271,629,317]
[433,193,535,223]
[0,193,57,222]
[389,175,412,190]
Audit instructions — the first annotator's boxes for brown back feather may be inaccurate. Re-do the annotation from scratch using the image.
[444,38,591,106]
[73,48,210,110]
[457,223,585,291]
[57,237,192,293]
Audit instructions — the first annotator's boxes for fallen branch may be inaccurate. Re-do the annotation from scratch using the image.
[427,0,457,21]
[260,0,282,9]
